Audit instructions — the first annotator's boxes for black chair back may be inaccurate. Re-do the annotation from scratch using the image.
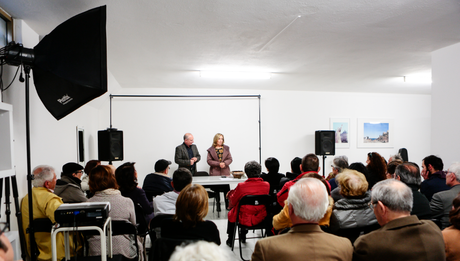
[194,171,209,177]
[149,237,197,261]
[144,189,166,202]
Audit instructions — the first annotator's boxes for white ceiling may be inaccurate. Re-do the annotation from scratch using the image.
[1,0,460,94]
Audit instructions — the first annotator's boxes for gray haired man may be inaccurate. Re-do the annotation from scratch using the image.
[353,179,445,261]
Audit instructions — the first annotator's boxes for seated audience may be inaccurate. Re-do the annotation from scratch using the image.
[169,241,230,261]
[153,167,193,216]
[394,162,431,219]
[327,155,349,191]
[442,193,460,261]
[115,162,154,224]
[261,157,285,196]
[226,161,270,246]
[81,160,101,193]
[54,162,87,203]
[87,165,141,259]
[329,169,378,242]
[430,162,460,229]
[365,152,387,189]
[252,178,353,261]
[353,179,445,261]
[142,159,174,198]
[21,165,76,261]
[273,173,333,232]
[161,184,221,245]
[421,155,450,201]
[279,157,302,188]
[277,153,322,207]
[331,162,369,202]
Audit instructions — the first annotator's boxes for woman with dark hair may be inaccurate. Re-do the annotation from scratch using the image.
[81,159,101,194]
[261,157,285,195]
[88,165,141,259]
[442,193,460,261]
[365,152,387,189]
[115,162,154,224]
[161,184,221,245]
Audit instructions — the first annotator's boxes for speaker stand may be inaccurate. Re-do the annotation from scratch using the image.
[322,155,327,177]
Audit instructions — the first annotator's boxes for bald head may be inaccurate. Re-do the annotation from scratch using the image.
[183,133,194,146]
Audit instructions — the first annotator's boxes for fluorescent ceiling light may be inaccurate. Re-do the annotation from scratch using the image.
[200,71,271,80]
[403,73,432,84]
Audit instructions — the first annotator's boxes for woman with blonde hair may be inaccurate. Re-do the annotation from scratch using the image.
[206,133,233,211]
[329,169,379,242]
[161,184,221,245]
[207,133,233,176]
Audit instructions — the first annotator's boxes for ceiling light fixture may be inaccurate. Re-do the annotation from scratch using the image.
[403,74,432,84]
[200,71,271,80]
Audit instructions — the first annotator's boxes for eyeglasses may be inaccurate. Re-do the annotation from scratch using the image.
[74,170,83,174]
[368,202,377,210]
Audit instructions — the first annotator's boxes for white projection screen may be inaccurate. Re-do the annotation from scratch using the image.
[110,95,261,181]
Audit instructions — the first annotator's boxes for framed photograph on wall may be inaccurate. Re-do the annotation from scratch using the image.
[330,118,350,148]
[357,118,394,148]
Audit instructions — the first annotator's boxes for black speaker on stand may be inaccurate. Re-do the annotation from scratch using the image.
[98,128,124,164]
[315,130,336,177]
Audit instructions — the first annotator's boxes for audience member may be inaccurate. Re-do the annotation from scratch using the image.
[21,165,76,261]
[365,152,387,189]
[252,178,353,261]
[81,160,101,192]
[153,167,193,216]
[226,161,270,247]
[88,165,141,259]
[54,162,87,203]
[394,162,431,219]
[330,162,369,202]
[277,153,321,207]
[388,154,404,163]
[353,179,445,261]
[442,193,460,261]
[386,160,402,179]
[142,159,173,198]
[327,155,349,191]
[115,162,154,224]
[175,133,201,175]
[329,169,378,242]
[169,241,230,261]
[279,157,302,188]
[273,173,333,232]
[421,155,450,201]
[161,184,221,245]
[261,157,285,196]
[430,162,460,229]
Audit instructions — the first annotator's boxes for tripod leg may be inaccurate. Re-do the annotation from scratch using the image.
[11,175,27,261]
[5,177,11,229]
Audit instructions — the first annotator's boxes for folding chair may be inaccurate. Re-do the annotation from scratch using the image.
[230,194,273,261]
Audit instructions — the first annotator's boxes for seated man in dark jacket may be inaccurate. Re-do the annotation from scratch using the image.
[142,159,174,200]
[54,162,87,203]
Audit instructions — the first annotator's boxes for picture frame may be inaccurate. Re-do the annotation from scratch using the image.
[329,118,350,148]
[357,118,393,148]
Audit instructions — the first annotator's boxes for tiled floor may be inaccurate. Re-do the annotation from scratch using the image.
[205,202,263,261]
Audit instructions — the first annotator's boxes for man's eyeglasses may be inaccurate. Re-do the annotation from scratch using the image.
[368,202,377,210]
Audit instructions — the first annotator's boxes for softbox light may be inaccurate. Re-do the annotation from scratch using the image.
[2,5,107,120]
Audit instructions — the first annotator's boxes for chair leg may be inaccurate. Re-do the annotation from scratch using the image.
[231,223,238,251]
[239,227,248,261]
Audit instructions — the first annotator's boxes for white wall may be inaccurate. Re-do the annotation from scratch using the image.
[431,42,460,167]
[104,87,431,185]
